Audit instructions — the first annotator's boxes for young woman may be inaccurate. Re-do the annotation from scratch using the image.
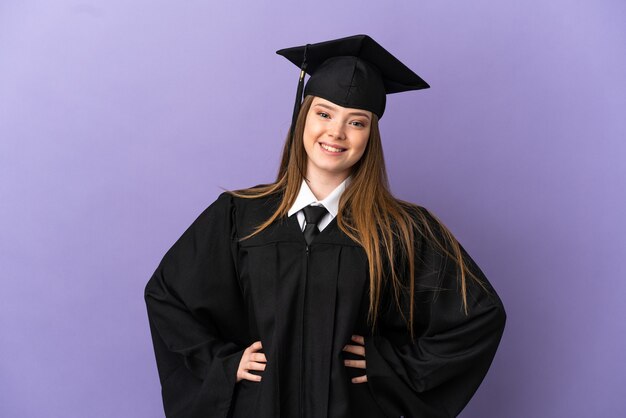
[144,34,506,418]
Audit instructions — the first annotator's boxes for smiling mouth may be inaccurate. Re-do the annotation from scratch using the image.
[319,143,347,153]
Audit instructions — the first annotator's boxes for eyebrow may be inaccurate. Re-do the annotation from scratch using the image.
[313,103,371,120]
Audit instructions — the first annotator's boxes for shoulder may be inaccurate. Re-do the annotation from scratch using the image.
[209,183,278,208]
[220,184,283,211]
[394,199,444,238]
[215,184,284,232]
[391,200,462,267]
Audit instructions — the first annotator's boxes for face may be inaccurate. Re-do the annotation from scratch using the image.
[303,96,372,180]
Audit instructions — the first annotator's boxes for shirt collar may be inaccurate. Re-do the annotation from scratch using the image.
[287,175,352,218]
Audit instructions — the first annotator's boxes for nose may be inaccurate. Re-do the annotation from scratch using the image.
[328,120,346,140]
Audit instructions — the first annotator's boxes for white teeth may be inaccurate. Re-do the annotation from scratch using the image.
[321,143,344,152]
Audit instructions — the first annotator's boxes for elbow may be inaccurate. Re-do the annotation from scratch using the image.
[486,292,507,332]
[143,271,163,310]
[497,300,507,328]
[144,268,165,303]
[144,275,154,303]
[491,302,507,340]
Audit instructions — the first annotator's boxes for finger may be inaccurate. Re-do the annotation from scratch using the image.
[240,371,262,382]
[351,374,368,384]
[246,342,263,355]
[247,361,267,371]
[251,352,267,362]
[351,335,365,345]
[344,359,366,369]
[342,344,365,357]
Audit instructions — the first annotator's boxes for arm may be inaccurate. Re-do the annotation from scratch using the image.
[144,192,249,418]
[365,209,507,418]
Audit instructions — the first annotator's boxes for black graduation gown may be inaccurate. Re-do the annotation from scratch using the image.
[144,189,506,418]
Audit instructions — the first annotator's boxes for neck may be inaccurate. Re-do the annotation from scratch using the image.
[304,168,350,201]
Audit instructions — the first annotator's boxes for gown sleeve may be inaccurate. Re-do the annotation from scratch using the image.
[364,207,507,418]
[144,192,249,418]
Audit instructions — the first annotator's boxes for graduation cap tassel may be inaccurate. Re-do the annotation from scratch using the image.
[289,69,306,133]
[287,44,310,158]
[290,44,309,133]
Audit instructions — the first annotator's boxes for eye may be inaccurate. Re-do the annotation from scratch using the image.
[317,112,330,119]
[350,121,366,127]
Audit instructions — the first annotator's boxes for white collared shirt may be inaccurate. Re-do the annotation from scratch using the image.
[287,176,352,232]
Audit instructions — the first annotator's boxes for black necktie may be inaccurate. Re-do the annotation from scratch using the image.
[302,205,328,245]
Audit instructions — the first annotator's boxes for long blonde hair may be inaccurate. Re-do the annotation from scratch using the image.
[225,95,490,340]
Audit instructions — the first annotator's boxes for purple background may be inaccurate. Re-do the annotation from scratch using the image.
[1,1,625,417]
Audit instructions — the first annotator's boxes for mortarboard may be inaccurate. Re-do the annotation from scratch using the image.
[276,34,430,147]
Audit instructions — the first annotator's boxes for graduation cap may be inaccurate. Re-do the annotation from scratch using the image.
[276,34,430,147]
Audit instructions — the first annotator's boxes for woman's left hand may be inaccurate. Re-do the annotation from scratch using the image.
[343,334,367,383]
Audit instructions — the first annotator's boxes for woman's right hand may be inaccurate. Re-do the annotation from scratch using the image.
[236,340,266,383]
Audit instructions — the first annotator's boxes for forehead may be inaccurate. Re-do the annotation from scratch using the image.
[310,97,372,117]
